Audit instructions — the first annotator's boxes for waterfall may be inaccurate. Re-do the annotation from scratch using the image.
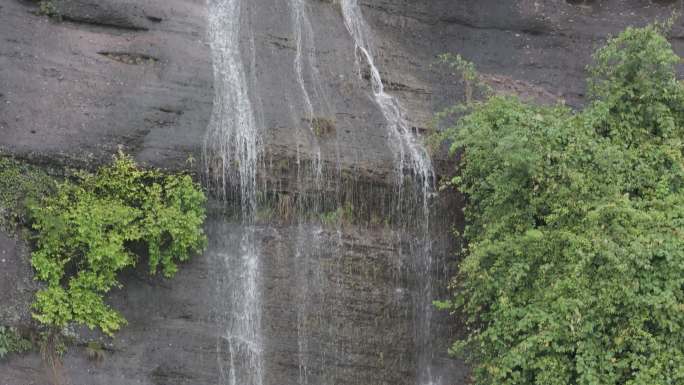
[290,0,324,199]
[204,0,260,217]
[340,1,438,384]
[340,0,433,196]
[210,224,264,385]
[289,1,329,382]
[204,0,264,384]
[204,0,440,383]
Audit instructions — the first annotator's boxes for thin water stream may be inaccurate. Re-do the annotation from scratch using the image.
[340,1,438,384]
[205,0,264,384]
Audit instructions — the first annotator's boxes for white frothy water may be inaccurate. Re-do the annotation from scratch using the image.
[340,1,438,384]
[205,0,261,219]
[340,0,434,197]
[215,230,264,385]
[205,1,264,385]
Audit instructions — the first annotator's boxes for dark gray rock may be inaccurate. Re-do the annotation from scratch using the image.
[53,0,159,31]
[362,0,684,109]
[0,214,465,385]
[0,229,36,327]
[0,0,213,171]
[1,0,682,170]
[1,0,683,384]
[0,215,222,385]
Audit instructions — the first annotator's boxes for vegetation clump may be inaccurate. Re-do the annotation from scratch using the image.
[37,0,59,18]
[0,157,55,230]
[29,152,207,336]
[0,326,32,359]
[311,117,336,137]
[319,202,354,226]
[436,23,684,385]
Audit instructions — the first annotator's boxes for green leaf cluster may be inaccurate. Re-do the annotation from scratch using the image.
[0,156,55,230]
[0,326,32,359]
[37,0,59,18]
[29,153,207,336]
[437,23,684,385]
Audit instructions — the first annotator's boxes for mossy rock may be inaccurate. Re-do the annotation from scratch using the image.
[311,117,336,137]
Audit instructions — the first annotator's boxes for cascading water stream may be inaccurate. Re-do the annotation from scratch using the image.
[205,0,260,217]
[204,1,264,385]
[340,0,433,197]
[204,0,441,383]
[290,0,324,197]
[289,1,334,383]
[340,1,438,384]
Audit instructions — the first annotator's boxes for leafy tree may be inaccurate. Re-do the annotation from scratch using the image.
[29,152,207,336]
[436,23,684,385]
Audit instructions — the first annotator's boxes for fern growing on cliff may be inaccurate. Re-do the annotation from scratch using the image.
[29,152,207,336]
[436,23,684,385]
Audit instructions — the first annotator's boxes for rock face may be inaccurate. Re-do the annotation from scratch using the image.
[0,231,36,327]
[0,0,213,170]
[1,0,683,385]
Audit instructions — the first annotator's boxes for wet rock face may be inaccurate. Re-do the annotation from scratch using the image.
[363,0,684,109]
[0,0,213,170]
[0,230,36,327]
[209,221,429,385]
[1,0,683,384]
[0,216,465,385]
[1,0,681,170]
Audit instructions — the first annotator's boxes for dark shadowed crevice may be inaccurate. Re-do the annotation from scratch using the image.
[146,15,163,23]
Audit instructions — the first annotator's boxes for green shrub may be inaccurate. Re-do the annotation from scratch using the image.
[37,0,59,18]
[0,157,55,229]
[436,23,684,385]
[29,152,207,336]
[0,326,32,359]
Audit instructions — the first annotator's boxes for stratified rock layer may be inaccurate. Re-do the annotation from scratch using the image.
[1,1,683,384]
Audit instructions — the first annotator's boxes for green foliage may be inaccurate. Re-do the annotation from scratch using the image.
[0,156,55,230]
[319,203,354,226]
[0,326,32,359]
[436,24,684,385]
[587,21,684,145]
[437,53,491,104]
[429,54,494,154]
[37,0,59,18]
[29,152,207,336]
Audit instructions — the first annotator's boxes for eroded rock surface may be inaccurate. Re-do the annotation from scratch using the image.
[0,0,212,170]
[0,230,35,327]
[1,0,683,384]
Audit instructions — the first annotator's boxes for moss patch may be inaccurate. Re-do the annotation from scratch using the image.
[311,117,336,137]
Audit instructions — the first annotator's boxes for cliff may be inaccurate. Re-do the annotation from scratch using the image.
[1,1,682,384]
